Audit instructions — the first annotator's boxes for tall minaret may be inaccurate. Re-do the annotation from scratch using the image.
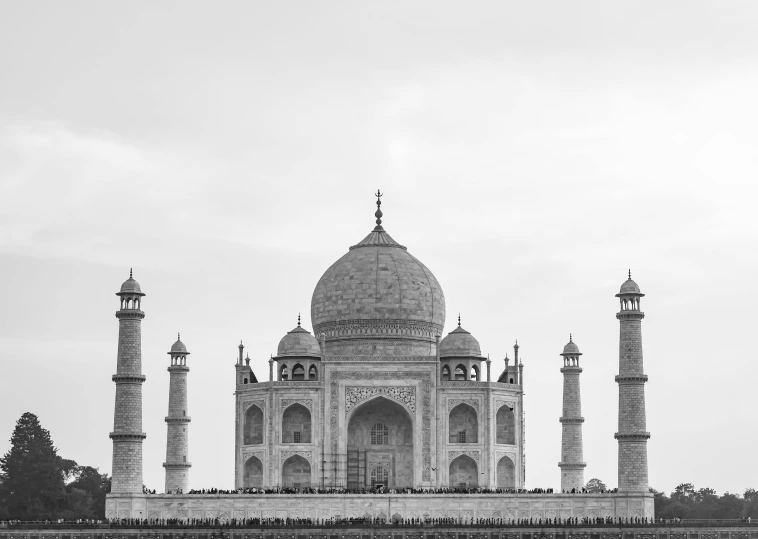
[559,335,586,491]
[615,271,650,492]
[110,269,147,494]
[164,334,191,493]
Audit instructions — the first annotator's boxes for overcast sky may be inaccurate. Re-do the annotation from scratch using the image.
[1,1,757,496]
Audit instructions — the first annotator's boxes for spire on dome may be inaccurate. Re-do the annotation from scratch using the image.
[298,313,301,327]
[458,313,461,327]
[349,192,407,250]
[130,267,133,279]
[178,332,181,341]
[569,333,573,342]
[375,189,383,229]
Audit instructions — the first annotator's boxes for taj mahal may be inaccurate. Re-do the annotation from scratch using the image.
[105,193,654,521]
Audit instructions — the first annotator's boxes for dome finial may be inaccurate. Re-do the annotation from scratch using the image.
[129,267,133,279]
[628,268,632,280]
[297,312,301,327]
[374,189,383,228]
[177,332,180,341]
[569,333,572,342]
[458,313,461,327]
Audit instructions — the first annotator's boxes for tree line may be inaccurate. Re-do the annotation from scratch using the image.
[1,413,757,520]
[0,413,110,520]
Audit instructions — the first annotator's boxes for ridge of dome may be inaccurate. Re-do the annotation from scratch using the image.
[349,226,407,250]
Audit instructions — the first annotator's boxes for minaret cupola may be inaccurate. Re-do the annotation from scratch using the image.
[439,315,485,381]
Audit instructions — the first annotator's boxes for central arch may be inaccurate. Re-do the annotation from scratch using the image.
[346,396,413,490]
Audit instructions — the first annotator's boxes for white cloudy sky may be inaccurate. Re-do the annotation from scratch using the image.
[1,1,757,496]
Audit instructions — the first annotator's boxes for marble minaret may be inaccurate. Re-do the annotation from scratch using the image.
[559,335,586,491]
[110,269,147,494]
[615,271,650,492]
[164,334,191,493]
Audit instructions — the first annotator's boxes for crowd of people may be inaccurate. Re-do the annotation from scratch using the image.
[166,486,618,495]
[1,516,753,529]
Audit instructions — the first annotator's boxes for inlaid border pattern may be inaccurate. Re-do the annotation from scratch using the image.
[449,450,480,464]
[242,399,266,413]
[345,386,416,415]
[447,398,480,413]
[281,450,313,465]
[330,371,431,481]
[281,399,313,412]
[241,450,265,465]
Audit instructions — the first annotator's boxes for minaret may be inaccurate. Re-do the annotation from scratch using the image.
[164,334,191,493]
[110,269,147,494]
[615,271,650,492]
[559,334,586,491]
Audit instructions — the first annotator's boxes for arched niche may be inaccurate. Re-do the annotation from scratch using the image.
[243,405,263,445]
[281,455,311,488]
[244,456,263,488]
[282,403,311,444]
[441,365,450,381]
[308,364,318,380]
[292,363,305,381]
[346,396,413,489]
[449,455,478,488]
[449,403,478,443]
[454,364,466,380]
[496,404,515,445]
[496,455,515,489]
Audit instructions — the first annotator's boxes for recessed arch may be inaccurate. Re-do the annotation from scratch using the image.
[449,455,478,488]
[243,404,263,445]
[282,403,311,443]
[346,396,413,489]
[496,455,515,489]
[496,404,515,445]
[449,403,478,443]
[281,455,311,489]
[308,364,318,380]
[280,364,288,381]
[243,455,263,488]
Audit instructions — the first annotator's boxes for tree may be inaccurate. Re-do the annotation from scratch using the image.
[585,478,608,493]
[0,413,65,519]
[66,466,111,518]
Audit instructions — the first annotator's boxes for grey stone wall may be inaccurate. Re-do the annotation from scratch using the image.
[106,491,655,520]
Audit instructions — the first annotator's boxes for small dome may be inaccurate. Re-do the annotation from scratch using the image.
[439,324,483,358]
[118,269,145,296]
[619,278,640,295]
[561,337,581,356]
[168,333,189,355]
[617,271,643,296]
[276,325,321,358]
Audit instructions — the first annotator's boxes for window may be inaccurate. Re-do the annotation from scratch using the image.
[280,365,288,380]
[293,431,301,443]
[458,431,467,443]
[370,464,389,487]
[370,423,389,445]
